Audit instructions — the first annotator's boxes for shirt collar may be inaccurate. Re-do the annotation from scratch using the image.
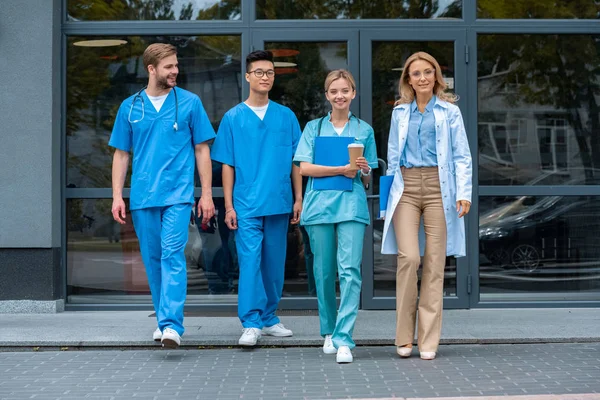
[411,95,436,113]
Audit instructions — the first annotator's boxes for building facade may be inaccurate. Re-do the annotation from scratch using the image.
[1,0,599,312]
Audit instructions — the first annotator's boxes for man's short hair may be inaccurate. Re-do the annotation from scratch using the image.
[246,50,274,72]
[143,43,177,71]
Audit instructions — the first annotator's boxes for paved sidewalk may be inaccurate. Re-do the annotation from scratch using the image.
[1,308,599,348]
[1,343,599,399]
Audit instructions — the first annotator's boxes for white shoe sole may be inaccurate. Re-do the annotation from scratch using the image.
[397,347,412,358]
[239,339,259,346]
[420,352,436,360]
[161,338,180,349]
[336,355,353,363]
[323,346,337,354]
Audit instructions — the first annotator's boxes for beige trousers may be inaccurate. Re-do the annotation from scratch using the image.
[392,167,447,353]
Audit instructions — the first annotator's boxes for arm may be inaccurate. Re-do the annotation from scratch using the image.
[111,149,130,224]
[222,164,237,230]
[387,110,400,176]
[449,106,473,218]
[298,162,351,178]
[195,142,215,224]
[290,164,303,224]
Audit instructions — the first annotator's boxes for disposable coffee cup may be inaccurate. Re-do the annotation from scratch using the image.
[348,143,364,169]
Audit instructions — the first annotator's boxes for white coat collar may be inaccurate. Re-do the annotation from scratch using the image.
[393,96,449,111]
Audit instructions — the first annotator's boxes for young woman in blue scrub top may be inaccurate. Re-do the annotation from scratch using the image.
[110,43,216,349]
[293,70,378,364]
[381,52,472,360]
[211,51,303,347]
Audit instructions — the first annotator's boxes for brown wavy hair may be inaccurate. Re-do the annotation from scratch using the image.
[394,52,457,106]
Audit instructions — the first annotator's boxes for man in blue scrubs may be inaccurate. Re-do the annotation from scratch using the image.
[110,43,216,349]
[211,50,303,346]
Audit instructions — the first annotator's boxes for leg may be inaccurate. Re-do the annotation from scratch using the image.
[158,203,192,336]
[131,208,162,325]
[417,170,447,353]
[306,224,338,337]
[300,226,316,296]
[236,217,267,328]
[260,214,289,327]
[331,221,365,350]
[392,168,423,347]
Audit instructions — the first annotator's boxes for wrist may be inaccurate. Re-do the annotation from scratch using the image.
[360,166,372,177]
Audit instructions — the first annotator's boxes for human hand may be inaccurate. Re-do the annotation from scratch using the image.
[225,208,238,230]
[342,164,359,178]
[456,200,471,218]
[291,200,302,224]
[355,157,370,175]
[111,197,127,224]
[198,195,215,224]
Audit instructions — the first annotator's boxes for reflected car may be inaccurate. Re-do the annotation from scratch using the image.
[479,196,600,273]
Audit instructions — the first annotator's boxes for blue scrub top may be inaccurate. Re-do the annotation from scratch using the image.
[293,113,378,226]
[211,101,301,219]
[109,87,216,210]
[400,96,438,168]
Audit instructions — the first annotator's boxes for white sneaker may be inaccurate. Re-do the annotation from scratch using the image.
[336,346,353,363]
[262,323,293,337]
[323,335,336,354]
[152,328,162,342]
[239,328,261,346]
[161,328,181,349]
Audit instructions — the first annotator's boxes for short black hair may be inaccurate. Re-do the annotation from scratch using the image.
[246,50,274,72]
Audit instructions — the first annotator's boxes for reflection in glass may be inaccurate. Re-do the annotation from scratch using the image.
[67,199,315,302]
[371,41,455,184]
[265,42,348,128]
[66,35,241,189]
[67,0,241,20]
[372,210,457,297]
[478,0,599,19]
[479,196,600,301]
[257,0,461,19]
[478,35,600,186]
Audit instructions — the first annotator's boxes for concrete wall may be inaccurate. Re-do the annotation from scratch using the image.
[0,0,62,306]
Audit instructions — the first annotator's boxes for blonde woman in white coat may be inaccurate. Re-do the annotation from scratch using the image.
[381,52,472,360]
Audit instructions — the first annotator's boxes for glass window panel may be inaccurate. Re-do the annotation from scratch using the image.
[372,201,457,297]
[478,35,600,186]
[67,0,241,21]
[67,199,315,303]
[371,41,455,187]
[66,35,241,189]
[478,0,600,19]
[265,42,348,127]
[257,0,461,19]
[479,196,600,302]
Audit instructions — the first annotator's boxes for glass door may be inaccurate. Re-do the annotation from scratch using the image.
[359,29,470,309]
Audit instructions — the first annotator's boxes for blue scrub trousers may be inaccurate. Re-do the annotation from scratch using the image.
[306,221,365,349]
[236,214,289,328]
[132,203,192,336]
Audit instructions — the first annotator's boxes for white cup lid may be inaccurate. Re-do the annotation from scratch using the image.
[348,143,364,148]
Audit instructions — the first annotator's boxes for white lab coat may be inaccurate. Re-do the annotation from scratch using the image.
[381,98,472,257]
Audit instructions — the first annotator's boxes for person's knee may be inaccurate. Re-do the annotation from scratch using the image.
[397,250,420,268]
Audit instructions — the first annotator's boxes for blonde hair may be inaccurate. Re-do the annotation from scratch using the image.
[324,69,356,92]
[395,52,457,105]
[143,43,177,71]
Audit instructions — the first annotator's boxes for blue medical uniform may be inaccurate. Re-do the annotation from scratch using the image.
[109,87,216,336]
[211,101,301,328]
[293,113,378,349]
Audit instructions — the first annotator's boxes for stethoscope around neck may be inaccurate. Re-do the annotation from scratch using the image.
[128,86,179,131]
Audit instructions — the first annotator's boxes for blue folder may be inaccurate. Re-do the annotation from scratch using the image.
[313,136,355,191]
[379,175,394,219]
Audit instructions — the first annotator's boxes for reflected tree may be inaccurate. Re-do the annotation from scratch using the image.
[478,1,600,182]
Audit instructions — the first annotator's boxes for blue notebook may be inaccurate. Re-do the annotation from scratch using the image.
[379,175,394,219]
[313,136,355,191]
